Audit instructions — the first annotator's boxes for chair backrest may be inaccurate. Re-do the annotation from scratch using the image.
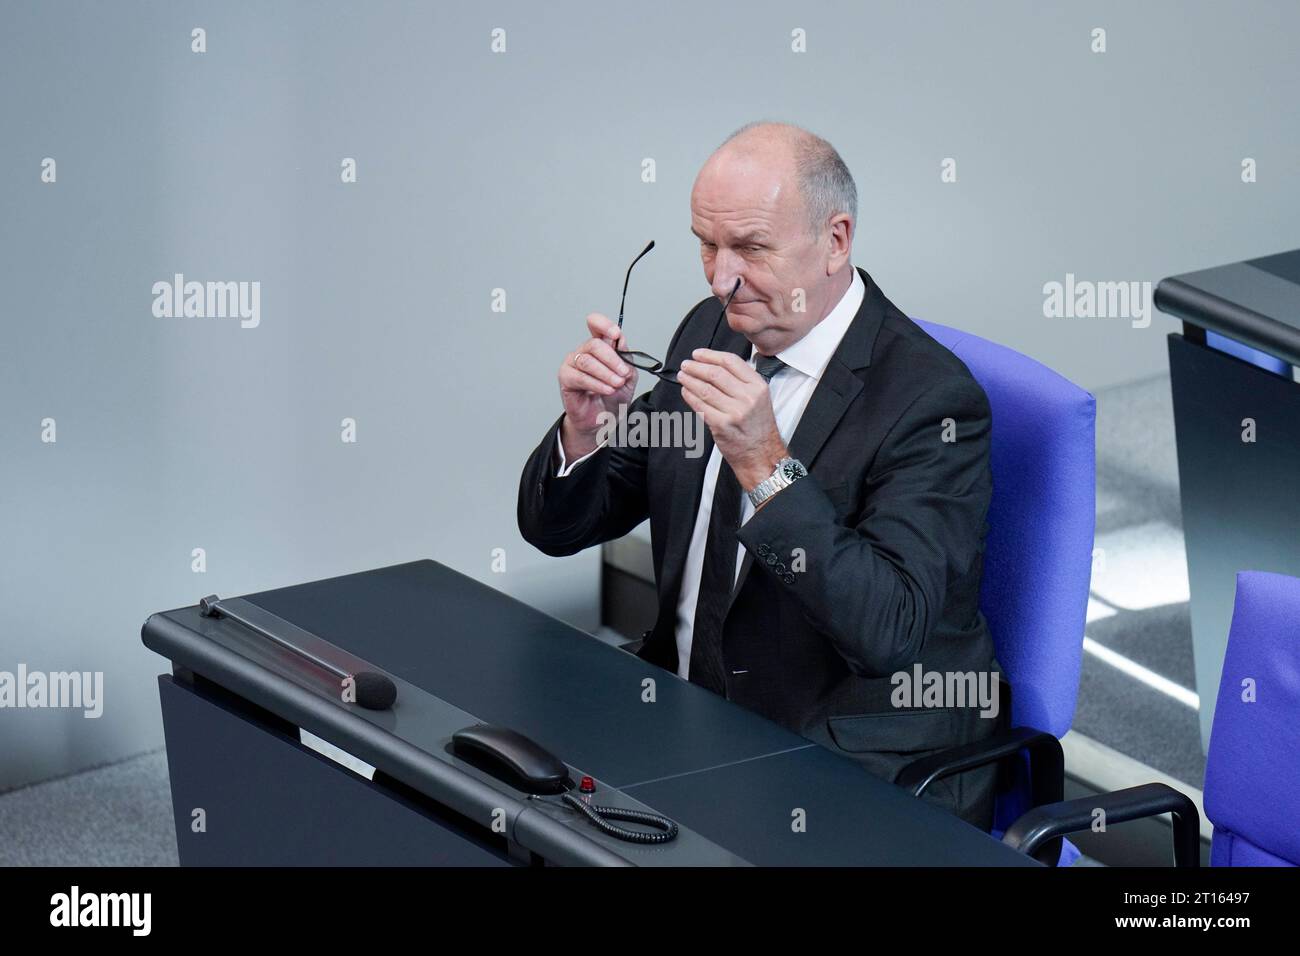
[914,319,1096,738]
[1205,570,1300,866]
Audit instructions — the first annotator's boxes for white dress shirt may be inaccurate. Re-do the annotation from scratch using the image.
[555,267,865,679]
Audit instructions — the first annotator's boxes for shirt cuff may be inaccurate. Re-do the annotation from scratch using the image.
[554,429,606,477]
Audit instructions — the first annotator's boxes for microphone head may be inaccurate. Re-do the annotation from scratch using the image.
[353,671,397,710]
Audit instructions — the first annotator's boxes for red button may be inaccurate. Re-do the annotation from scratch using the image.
[579,775,596,793]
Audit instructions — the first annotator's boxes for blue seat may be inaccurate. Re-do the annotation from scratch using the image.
[907,320,1204,866]
[1204,571,1300,866]
[904,319,1097,865]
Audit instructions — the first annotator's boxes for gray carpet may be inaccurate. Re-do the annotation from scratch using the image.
[0,749,178,866]
[1074,373,1206,788]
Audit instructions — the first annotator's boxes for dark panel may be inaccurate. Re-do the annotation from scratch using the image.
[600,564,657,642]
[158,675,513,866]
[1246,249,1300,286]
[240,560,806,788]
[622,744,1037,867]
[1167,334,1300,749]
[149,561,1033,865]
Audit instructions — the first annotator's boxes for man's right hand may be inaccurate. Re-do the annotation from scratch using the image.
[557,313,639,461]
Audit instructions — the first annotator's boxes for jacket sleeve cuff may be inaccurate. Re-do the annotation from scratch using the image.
[554,426,608,477]
[528,416,611,530]
[735,475,838,579]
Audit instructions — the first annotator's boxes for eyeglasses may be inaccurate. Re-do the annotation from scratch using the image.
[616,240,741,385]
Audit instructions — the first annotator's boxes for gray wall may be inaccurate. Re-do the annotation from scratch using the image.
[3,0,1299,790]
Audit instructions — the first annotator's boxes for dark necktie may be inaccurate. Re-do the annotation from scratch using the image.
[688,354,787,693]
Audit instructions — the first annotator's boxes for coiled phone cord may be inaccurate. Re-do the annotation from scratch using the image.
[559,792,679,844]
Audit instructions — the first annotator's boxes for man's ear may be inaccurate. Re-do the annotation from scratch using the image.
[825,215,853,273]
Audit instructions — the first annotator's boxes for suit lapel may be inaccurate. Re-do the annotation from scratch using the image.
[724,358,865,614]
[724,267,884,613]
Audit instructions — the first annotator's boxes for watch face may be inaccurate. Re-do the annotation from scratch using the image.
[781,459,807,480]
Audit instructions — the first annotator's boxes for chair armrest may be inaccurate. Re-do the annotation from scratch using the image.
[896,726,1066,864]
[896,726,1064,804]
[1001,783,1201,867]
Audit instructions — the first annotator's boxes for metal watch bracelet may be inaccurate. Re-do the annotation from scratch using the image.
[747,457,806,509]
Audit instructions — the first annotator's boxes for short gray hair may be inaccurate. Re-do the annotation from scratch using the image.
[719,121,857,240]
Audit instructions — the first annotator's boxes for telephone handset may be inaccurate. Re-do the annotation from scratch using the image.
[451,723,679,845]
[452,724,572,795]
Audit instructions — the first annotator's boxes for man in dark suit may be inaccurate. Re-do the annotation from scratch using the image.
[517,121,1004,830]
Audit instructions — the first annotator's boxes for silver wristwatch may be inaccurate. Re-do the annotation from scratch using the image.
[747,457,807,508]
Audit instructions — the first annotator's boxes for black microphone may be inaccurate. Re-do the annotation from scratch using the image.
[351,670,398,710]
[198,594,397,710]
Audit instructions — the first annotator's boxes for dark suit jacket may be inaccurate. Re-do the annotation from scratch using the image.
[518,266,1004,830]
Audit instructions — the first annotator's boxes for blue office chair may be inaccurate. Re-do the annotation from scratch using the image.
[896,320,1199,866]
[884,320,1092,864]
[982,572,1297,867]
[1204,571,1300,866]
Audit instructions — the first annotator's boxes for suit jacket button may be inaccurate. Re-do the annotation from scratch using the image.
[783,573,796,585]
[757,543,770,556]
[776,562,787,574]
[765,553,777,566]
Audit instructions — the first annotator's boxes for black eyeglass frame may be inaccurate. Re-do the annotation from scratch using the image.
[616,240,741,385]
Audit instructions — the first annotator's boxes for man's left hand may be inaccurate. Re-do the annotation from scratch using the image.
[678,348,789,495]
